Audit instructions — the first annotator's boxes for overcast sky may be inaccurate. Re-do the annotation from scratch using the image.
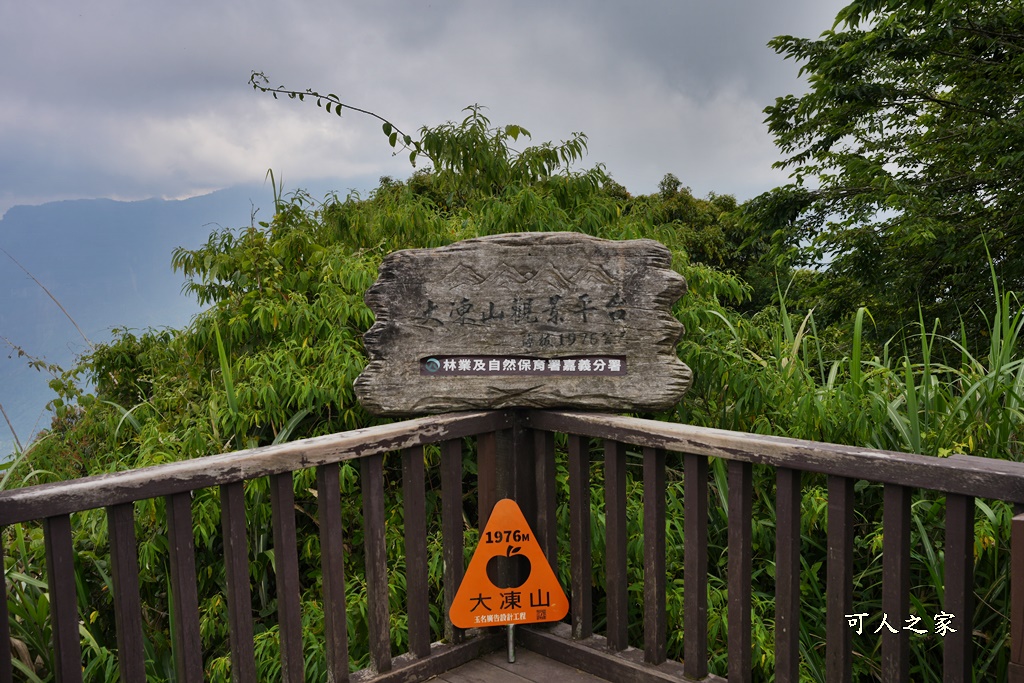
[1,0,848,216]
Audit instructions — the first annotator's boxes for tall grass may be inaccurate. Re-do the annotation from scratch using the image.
[662,280,1024,680]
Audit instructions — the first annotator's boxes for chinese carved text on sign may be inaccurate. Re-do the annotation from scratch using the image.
[354,232,691,415]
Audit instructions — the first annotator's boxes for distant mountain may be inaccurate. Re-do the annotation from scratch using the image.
[0,178,374,458]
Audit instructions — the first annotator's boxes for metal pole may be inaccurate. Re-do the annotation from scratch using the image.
[507,624,516,663]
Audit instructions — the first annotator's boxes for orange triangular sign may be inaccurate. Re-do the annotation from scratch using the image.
[450,498,569,629]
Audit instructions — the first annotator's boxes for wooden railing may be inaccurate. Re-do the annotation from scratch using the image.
[1,409,1024,682]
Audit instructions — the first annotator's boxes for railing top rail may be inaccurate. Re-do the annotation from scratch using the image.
[525,410,1024,504]
[0,410,511,526]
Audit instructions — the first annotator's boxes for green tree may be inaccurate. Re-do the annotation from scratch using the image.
[750,0,1024,343]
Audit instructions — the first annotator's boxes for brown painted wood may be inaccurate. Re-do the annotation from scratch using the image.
[944,494,974,683]
[166,492,204,683]
[107,502,146,683]
[510,412,538,531]
[683,453,708,679]
[523,411,1024,503]
[643,447,666,665]
[569,434,593,640]
[826,475,854,683]
[0,534,10,683]
[517,622,726,683]
[270,472,304,683]
[604,440,628,651]
[316,463,350,682]
[348,631,503,683]
[362,453,393,673]
[728,460,752,683]
[44,514,82,683]
[774,468,800,683]
[477,431,497,532]
[355,232,691,415]
[0,411,512,526]
[440,439,466,645]
[403,446,431,658]
[882,484,911,682]
[535,429,558,569]
[221,481,256,682]
[1012,513,1024,683]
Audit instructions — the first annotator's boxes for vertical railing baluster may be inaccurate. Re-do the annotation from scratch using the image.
[44,514,82,683]
[604,440,628,651]
[944,493,974,682]
[403,446,431,658]
[316,463,349,682]
[643,446,666,664]
[477,432,497,531]
[826,475,854,683]
[775,468,801,683]
[166,492,203,682]
[535,430,558,568]
[440,439,465,645]
[107,502,146,682]
[683,453,708,679]
[1011,512,1024,683]
[221,481,256,682]
[0,530,10,682]
[882,483,911,681]
[568,434,592,640]
[269,472,303,682]
[728,460,753,683]
[361,453,392,673]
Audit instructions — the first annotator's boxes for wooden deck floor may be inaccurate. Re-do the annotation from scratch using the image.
[430,648,609,683]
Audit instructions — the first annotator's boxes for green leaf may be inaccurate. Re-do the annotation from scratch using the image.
[389,132,398,147]
[382,122,392,136]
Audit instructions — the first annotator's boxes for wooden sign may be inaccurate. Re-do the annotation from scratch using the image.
[354,232,691,415]
[449,498,568,628]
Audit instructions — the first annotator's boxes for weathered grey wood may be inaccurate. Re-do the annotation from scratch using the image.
[44,514,82,683]
[107,502,146,683]
[440,439,466,645]
[728,460,752,683]
[643,447,666,665]
[270,472,304,683]
[775,468,800,683]
[221,481,256,682]
[0,411,512,526]
[683,453,708,680]
[316,463,350,682]
[569,434,593,640]
[826,476,854,683]
[166,492,204,683]
[604,440,628,651]
[518,622,727,683]
[348,631,503,683]
[402,446,431,658]
[944,494,974,682]
[522,410,1024,502]
[355,232,691,415]
[362,453,392,673]
[1012,513,1024,683]
[882,483,911,682]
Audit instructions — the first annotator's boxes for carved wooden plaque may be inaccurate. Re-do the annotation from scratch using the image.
[354,232,691,415]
